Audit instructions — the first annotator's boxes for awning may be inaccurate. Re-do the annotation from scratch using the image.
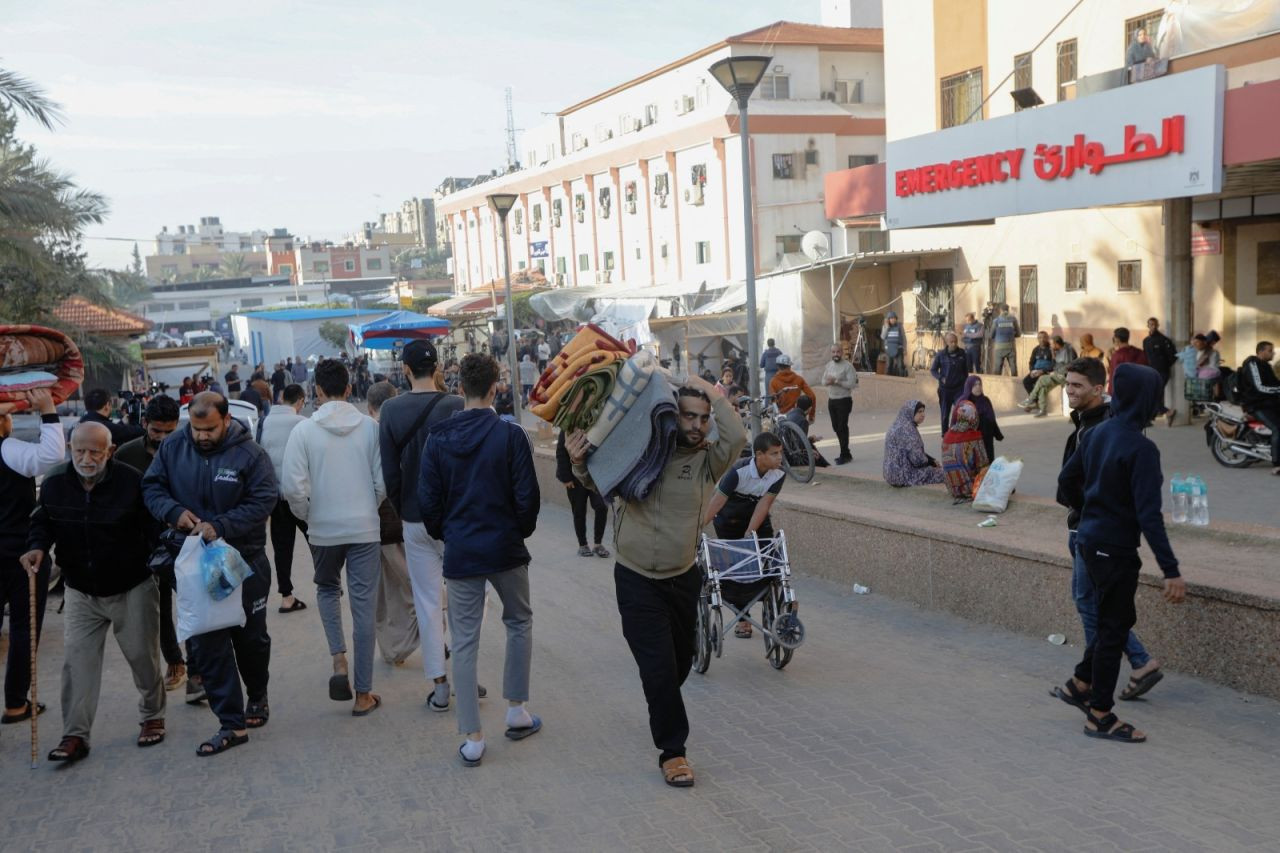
[427,293,502,317]
[694,283,746,315]
[349,310,450,350]
[529,285,611,321]
[649,310,749,338]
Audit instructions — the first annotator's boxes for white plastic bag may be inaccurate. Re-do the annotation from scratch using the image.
[973,456,1023,514]
[175,535,246,642]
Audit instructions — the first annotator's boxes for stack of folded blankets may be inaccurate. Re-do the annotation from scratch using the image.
[0,324,84,415]
[531,325,678,502]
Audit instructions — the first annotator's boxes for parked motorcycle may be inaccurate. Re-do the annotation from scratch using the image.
[1203,402,1274,467]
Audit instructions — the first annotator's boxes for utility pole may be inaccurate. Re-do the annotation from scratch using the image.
[504,87,521,172]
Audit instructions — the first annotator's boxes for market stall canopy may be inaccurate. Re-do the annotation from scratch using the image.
[427,292,502,317]
[348,310,450,350]
[529,285,612,321]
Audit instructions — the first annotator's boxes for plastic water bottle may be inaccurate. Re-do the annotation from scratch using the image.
[1190,476,1210,526]
[1170,474,1188,524]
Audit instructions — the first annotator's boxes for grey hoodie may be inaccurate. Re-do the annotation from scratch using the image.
[281,400,385,546]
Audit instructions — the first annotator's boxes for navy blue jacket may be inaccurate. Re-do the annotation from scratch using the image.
[1058,363,1180,578]
[929,347,969,392]
[419,407,539,579]
[141,419,278,558]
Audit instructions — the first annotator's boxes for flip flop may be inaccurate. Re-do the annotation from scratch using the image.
[278,599,308,613]
[504,714,542,740]
[1119,669,1164,701]
[352,695,382,717]
[459,742,484,767]
[1,701,46,724]
[329,674,354,702]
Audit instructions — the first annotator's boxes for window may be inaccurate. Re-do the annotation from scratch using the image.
[804,148,818,167]
[513,209,523,234]
[603,251,615,270]
[343,259,356,272]
[772,153,795,179]
[1124,11,1163,55]
[279,264,293,275]
[178,300,210,310]
[635,247,642,260]
[694,241,712,265]
[858,230,889,253]
[556,257,567,274]
[313,261,330,273]
[776,234,803,257]
[1019,266,1039,330]
[366,258,383,271]
[660,243,669,259]
[239,298,262,308]
[574,194,585,223]
[687,164,706,205]
[1065,262,1087,292]
[552,199,563,225]
[571,132,586,151]
[578,253,589,272]
[1013,52,1033,111]
[847,154,878,169]
[653,173,669,199]
[594,123,612,143]
[161,264,178,276]
[989,267,1006,305]
[532,203,542,230]
[1117,260,1142,293]
[644,103,658,125]
[835,79,863,104]
[598,187,611,219]
[759,74,790,100]
[940,68,984,128]
[1259,242,1280,295]
[1057,38,1077,102]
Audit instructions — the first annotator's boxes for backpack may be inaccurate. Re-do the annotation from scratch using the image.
[1219,367,1238,404]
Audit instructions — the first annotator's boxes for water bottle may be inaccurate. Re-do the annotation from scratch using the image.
[1170,474,1188,524]
[1190,476,1210,526]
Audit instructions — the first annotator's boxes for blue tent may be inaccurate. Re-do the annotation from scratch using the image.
[348,311,450,350]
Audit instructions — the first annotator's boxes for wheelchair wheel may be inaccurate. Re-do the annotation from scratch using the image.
[760,593,794,670]
[712,607,725,658]
[694,594,712,674]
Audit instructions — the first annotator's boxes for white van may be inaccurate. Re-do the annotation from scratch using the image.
[182,330,220,348]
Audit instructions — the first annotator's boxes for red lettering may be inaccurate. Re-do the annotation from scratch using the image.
[948,160,965,188]
[895,171,910,197]
[966,157,981,185]
[1006,148,1025,179]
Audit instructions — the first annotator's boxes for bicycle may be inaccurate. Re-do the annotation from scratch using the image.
[738,390,815,484]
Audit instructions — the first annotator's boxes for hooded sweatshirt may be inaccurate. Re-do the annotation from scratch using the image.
[769,367,816,418]
[259,404,307,488]
[280,400,385,546]
[1057,363,1179,578]
[419,407,539,579]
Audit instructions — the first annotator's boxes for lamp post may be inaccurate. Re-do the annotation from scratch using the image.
[710,54,770,436]
[487,192,523,425]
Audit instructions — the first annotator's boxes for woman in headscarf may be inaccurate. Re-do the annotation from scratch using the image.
[1078,333,1104,360]
[883,400,945,487]
[951,375,1003,463]
[941,401,990,502]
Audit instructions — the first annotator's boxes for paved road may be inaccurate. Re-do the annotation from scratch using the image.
[3,505,1277,851]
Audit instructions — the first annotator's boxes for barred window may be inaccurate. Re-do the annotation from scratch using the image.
[1019,266,1039,330]
[1013,53,1033,111]
[1118,260,1142,293]
[941,67,983,128]
[988,266,1007,305]
[1065,263,1087,292]
[1057,39,1077,102]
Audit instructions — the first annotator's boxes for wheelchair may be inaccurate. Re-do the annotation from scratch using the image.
[693,531,805,673]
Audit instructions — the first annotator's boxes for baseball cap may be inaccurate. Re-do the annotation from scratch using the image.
[776,353,792,366]
[402,339,438,370]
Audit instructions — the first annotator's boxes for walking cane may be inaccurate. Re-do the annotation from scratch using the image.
[28,569,38,769]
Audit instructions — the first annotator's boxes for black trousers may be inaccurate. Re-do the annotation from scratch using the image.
[614,563,700,764]
[187,555,271,731]
[1022,374,1038,395]
[157,579,184,666]
[938,387,961,427]
[1253,405,1280,465]
[567,482,608,546]
[1,554,49,709]
[269,499,308,598]
[828,396,852,458]
[1071,542,1141,713]
[886,353,906,377]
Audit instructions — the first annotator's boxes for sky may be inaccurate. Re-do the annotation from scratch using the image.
[5,0,817,270]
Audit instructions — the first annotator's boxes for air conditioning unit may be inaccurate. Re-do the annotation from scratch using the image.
[682,95,696,112]
[683,186,704,205]
[633,119,643,131]
[552,215,561,228]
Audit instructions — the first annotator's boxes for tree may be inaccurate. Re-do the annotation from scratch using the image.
[218,252,251,279]
[318,320,349,352]
[130,242,143,275]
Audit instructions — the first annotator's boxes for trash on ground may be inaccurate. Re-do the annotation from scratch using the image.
[1047,633,1066,645]
[852,584,871,595]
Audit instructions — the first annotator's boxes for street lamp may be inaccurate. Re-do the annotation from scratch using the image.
[710,54,770,435]
[488,192,523,425]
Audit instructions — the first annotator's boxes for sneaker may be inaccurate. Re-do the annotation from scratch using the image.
[1018,399,1035,410]
[185,677,206,705]
[577,545,593,557]
[1034,408,1048,418]
[835,454,852,465]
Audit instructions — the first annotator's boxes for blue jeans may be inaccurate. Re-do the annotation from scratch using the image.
[1068,533,1150,669]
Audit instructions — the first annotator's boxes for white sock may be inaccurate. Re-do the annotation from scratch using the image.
[461,737,485,761]
[506,704,533,728]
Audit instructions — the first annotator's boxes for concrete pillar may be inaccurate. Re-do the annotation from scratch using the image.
[1164,197,1193,426]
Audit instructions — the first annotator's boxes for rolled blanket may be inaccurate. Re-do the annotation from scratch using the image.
[552,361,620,433]
[530,350,626,423]
[585,350,657,448]
[614,403,678,502]
[587,369,677,499]
[530,323,631,409]
[0,324,84,414]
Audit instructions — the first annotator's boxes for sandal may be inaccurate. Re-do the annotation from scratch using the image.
[593,544,611,558]
[504,714,542,740]
[1119,668,1164,701]
[1050,680,1090,714]
[137,719,166,748]
[577,545,593,557]
[661,756,695,788]
[164,663,186,691]
[48,735,90,763]
[197,728,248,757]
[1,701,46,724]
[329,674,354,702]
[245,701,269,728]
[278,598,308,613]
[352,695,382,717]
[459,742,484,767]
[734,622,753,639]
[1084,711,1146,743]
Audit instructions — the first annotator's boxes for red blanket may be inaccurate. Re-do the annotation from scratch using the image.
[0,324,84,414]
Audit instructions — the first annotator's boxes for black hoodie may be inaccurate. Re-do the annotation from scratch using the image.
[1056,400,1110,530]
[418,407,539,579]
[1058,363,1179,578]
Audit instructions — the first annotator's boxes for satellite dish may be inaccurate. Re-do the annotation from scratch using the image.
[911,280,927,296]
[800,230,830,261]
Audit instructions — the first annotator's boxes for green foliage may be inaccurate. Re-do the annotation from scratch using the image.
[394,247,448,280]
[130,242,143,275]
[218,252,251,278]
[318,320,350,351]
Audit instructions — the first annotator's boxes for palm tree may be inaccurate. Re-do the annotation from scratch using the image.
[219,251,252,278]
[0,66,63,129]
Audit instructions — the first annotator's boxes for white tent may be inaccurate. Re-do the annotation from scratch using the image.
[234,308,390,368]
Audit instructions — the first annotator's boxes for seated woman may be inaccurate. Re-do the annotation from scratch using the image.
[883,400,945,487]
[703,432,786,638]
[951,376,1002,464]
[941,401,990,503]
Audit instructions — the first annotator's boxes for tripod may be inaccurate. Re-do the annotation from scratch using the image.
[849,320,870,372]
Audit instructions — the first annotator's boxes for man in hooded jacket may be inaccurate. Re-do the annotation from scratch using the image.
[1055,364,1186,744]
[141,391,277,756]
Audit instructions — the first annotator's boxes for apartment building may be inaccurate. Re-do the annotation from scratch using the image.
[824,0,1280,371]
[146,216,272,280]
[436,14,887,302]
[353,197,437,253]
[263,231,394,287]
